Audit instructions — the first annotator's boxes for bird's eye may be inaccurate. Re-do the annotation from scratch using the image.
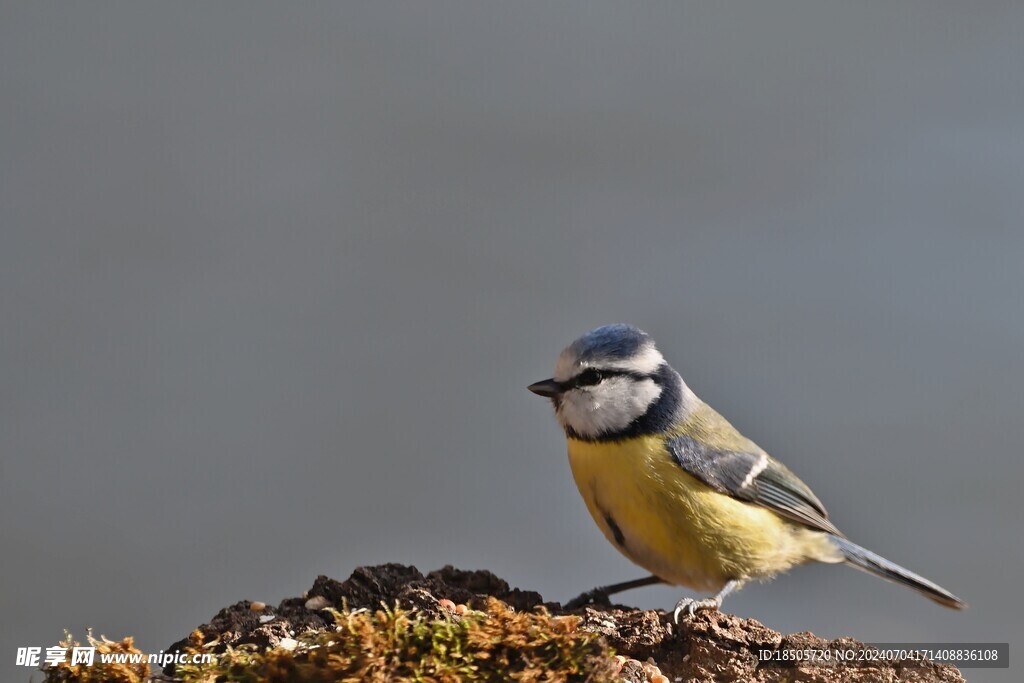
[575,369,605,387]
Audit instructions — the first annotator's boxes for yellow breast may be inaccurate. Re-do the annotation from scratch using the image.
[566,435,819,590]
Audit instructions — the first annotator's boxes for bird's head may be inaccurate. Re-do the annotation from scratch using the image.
[529,324,688,441]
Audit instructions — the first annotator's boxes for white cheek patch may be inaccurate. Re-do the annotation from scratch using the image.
[557,377,663,438]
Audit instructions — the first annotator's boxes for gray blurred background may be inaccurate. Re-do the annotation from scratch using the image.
[2,2,1022,681]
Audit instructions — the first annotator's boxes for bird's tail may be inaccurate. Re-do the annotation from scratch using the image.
[829,536,966,609]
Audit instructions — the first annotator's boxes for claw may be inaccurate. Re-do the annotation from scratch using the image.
[672,603,686,623]
[672,597,721,623]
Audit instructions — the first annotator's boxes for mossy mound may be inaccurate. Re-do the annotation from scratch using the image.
[42,564,965,682]
[170,598,617,682]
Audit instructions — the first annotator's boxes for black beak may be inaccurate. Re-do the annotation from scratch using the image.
[528,378,562,398]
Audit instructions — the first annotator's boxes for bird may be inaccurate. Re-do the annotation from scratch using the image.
[528,324,965,620]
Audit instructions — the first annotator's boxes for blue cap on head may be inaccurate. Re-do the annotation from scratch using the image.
[570,324,651,363]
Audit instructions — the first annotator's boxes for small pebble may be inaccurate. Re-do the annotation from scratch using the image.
[249,601,267,612]
[454,603,468,615]
[258,614,275,624]
[642,660,664,679]
[650,675,669,683]
[278,637,298,651]
[304,595,330,610]
[438,599,456,612]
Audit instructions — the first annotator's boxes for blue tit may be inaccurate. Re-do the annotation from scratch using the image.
[528,324,965,620]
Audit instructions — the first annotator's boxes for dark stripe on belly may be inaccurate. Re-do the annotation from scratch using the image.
[604,513,626,548]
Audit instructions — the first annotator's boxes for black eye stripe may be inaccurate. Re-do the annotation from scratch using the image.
[565,368,648,389]
[574,369,603,387]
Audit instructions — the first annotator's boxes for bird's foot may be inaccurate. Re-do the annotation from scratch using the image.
[672,596,721,623]
[564,588,612,610]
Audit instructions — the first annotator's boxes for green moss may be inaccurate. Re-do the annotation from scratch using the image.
[42,631,149,683]
[53,598,619,683]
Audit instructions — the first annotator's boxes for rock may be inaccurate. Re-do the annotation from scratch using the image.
[166,564,964,682]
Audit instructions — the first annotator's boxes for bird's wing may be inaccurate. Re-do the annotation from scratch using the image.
[667,434,844,537]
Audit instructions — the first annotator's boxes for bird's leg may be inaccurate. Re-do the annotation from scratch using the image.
[673,579,743,623]
[564,575,665,609]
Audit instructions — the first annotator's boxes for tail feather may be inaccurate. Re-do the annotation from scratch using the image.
[830,536,966,609]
